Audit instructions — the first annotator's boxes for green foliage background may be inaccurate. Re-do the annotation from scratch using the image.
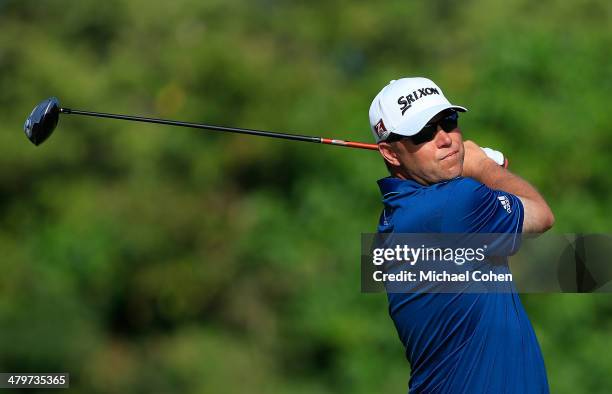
[1,0,611,392]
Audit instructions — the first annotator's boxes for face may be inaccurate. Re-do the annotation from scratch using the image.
[378,111,464,185]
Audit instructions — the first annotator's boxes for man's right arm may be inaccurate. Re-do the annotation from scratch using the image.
[462,141,555,233]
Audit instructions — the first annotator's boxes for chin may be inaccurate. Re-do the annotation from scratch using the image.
[450,165,463,178]
[432,171,460,184]
[441,163,463,180]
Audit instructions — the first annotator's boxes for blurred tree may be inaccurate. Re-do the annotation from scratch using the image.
[0,0,611,392]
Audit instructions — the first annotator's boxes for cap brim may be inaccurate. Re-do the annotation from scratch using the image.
[392,104,467,137]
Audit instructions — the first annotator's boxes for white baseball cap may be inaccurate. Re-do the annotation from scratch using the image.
[369,77,467,143]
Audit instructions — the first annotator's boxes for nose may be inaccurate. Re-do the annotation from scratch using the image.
[434,126,452,148]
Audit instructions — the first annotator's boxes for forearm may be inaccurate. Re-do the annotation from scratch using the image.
[471,160,538,200]
[469,159,555,233]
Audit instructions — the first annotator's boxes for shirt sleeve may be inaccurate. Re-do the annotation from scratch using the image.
[442,177,524,254]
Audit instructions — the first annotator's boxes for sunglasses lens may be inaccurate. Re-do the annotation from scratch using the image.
[440,112,458,132]
[410,124,437,144]
[391,112,459,145]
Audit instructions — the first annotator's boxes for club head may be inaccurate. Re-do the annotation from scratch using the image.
[24,97,60,146]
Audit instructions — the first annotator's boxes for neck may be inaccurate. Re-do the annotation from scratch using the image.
[390,167,430,186]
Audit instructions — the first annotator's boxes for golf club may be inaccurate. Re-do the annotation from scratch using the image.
[23,97,378,150]
[23,97,508,167]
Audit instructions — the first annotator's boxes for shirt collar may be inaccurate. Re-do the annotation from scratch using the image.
[377,176,460,198]
[377,176,423,198]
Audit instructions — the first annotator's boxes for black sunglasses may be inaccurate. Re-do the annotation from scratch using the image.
[387,111,459,145]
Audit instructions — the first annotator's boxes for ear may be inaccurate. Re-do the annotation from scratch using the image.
[378,142,401,167]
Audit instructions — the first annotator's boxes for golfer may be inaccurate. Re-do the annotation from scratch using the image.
[369,77,554,393]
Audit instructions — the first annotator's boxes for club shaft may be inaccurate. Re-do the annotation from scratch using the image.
[60,108,378,151]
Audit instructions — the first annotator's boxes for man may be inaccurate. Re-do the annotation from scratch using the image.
[369,77,554,393]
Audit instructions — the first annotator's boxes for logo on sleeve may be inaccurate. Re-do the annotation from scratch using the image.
[497,195,512,214]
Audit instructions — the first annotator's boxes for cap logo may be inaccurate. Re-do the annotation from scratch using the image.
[397,87,440,115]
[374,119,387,137]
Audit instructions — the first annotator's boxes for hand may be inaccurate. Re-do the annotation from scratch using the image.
[481,147,507,167]
[462,140,491,179]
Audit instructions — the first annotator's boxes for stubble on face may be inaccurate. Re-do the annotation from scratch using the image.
[395,128,464,185]
[437,133,464,178]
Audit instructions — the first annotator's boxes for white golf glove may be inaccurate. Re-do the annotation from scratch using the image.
[482,147,507,168]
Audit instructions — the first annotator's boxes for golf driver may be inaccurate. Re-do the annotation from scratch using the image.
[23,97,378,150]
[23,97,508,167]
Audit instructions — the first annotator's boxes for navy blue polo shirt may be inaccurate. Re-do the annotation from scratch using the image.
[377,176,549,394]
